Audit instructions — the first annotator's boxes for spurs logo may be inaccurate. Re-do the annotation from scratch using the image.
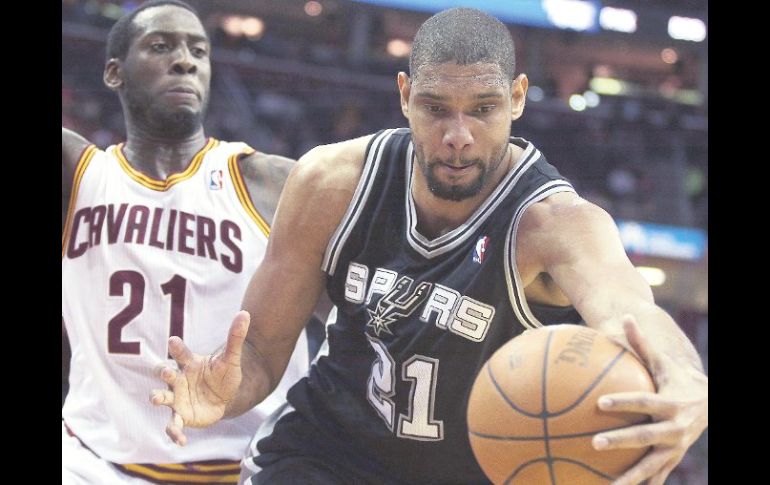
[367,276,433,337]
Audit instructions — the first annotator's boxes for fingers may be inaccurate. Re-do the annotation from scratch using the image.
[221,310,251,367]
[165,412,188,447]
[150,389,175,407]
[155,366,190,403]
[598,392,680,416]
[594,421,682,450]
[611,447,682,485]
[168,336,195,368]
[647,459,680,485]
[158,366,179,386]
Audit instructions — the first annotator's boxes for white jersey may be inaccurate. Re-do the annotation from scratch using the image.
[62,139,308,469]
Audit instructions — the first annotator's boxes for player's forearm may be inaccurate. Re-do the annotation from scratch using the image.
[645,307,704,374]
[594,303,705,374]
[223,266,320,418]
[222,338,277,418]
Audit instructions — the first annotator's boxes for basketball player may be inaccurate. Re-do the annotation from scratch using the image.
[152,8,708,485]
[62,1,317,483]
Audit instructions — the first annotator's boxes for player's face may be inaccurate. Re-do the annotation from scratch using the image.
[399,63,524,202]
[118,6,211,137]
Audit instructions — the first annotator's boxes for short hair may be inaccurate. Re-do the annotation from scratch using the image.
[105,0,200,61]
[409,7,516,82]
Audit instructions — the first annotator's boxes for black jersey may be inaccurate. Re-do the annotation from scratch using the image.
[258,128,583,484]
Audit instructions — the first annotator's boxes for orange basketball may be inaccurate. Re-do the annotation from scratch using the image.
[467,324,655,484]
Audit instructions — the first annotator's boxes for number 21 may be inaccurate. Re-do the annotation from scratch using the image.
[108,270,186,357]
[367,337,444,441]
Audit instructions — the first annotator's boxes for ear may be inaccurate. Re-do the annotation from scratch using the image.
[510,73,528,121]
[103,58,123,91]
[397,72,411,119]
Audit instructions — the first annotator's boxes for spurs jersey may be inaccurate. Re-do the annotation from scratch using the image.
[62,138,309,466]
[254,128,583,483]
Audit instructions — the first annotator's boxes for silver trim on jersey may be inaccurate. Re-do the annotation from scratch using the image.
[405,138,541,259]
[504,180,577,330]
[242,401,297,483]
[322,129,401,275]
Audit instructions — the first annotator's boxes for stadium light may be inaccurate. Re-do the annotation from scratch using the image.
[387,39,412,58]
[661,48,678,64]
[304,1,323,16]
[542,0,598,32]
[568,94,587,111]
[668,16,707,42]
[636,266,666,286]
[589,77,626,96]
[599,6,637,33]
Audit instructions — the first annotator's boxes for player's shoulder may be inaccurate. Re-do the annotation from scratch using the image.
[521,192,615,235]
[240,150,295,170]
[517,193,622,273]
[238,150,296,187]
[293,134,376,191]
[62,127,93,168]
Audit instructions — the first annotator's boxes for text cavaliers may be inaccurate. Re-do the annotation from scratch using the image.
[65,203,245,273]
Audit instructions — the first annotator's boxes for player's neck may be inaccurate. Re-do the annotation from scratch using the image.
[122,129,208,181]
[412,145,516,239]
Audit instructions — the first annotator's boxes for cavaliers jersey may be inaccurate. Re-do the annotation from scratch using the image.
[61,139,309,467]
[254,128,583,484]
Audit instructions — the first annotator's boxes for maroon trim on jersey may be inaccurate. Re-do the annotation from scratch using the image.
[63,420,102,459]
[113,460,241,484]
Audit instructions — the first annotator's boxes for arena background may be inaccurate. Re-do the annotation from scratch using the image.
[62,0,708,482]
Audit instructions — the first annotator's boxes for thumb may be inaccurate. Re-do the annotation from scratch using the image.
[220,310,250,367]
[621,314,655,368]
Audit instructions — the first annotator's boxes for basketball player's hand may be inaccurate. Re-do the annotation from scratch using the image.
[592,315,708,485]
[150,311,251,446]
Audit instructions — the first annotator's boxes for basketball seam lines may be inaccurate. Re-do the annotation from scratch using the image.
[481,344,630,420]
[504,456,615,484]
[474,333,633,484]
[548,348,628,418]
[468,422,633,441]
[543,330,556,485]
[486,363,542,419]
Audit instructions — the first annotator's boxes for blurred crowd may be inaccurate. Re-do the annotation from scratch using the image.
[63,0,707,231]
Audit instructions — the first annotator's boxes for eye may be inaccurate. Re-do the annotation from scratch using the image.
[190,46,208,58]
[475,105,495,114]
[150,42,169,53]
[424,105,445,114]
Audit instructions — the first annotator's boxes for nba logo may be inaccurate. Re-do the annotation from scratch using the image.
[473,236,489,264]
[209,170,224,190]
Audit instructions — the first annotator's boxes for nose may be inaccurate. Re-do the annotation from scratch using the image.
[170,46,197,75]
[442,115,473,152]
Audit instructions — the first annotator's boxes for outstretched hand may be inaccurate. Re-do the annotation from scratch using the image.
[593,315,708,485]
[150,310,251,446]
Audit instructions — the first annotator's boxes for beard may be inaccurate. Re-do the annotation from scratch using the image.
[124,88,208,139]
[414,140,509,202]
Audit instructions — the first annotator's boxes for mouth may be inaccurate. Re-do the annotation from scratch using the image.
[434,161,478,180]
[166,86,199,99]
[438,160,477,172]
[442,161,475,170]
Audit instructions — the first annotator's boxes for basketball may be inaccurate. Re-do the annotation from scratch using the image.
[467,324,655,484]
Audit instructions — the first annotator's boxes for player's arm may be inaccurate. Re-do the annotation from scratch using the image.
[62,127,91,231]
[152,135,374,444]
[518,192,707,485]
[238,151,335,323]
[226,138,371,415]
[237,151,295,225]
